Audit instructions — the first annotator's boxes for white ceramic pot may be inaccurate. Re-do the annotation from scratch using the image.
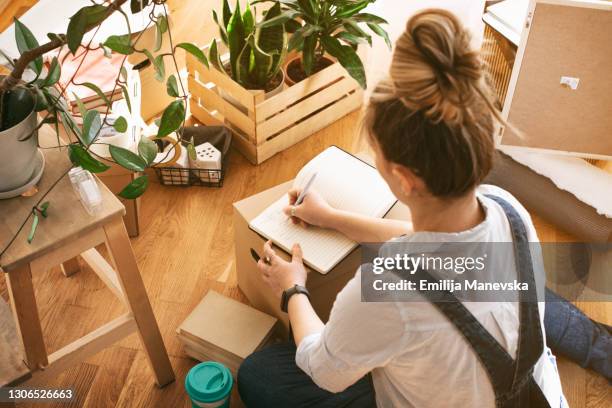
[0,87,39,192]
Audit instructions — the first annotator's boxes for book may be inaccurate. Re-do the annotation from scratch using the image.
[249,146,397,274]
[177,291,277,365]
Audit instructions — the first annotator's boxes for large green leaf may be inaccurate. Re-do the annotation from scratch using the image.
[212,10,229,45]
[153,14,168,52]
[80,82,110,106]
[334,0,369,18]
[67,5,108,54]
[367,22,391,49]
[103,34,133,55]
[342,20,371,46]
[256,2,287,78]
[69,144,110,173]
[72,93,87,118]
[226,0,245,77]
[235,40,254,87]
[222,0,232,27]
[353,13,388,25]
[109,145,147,172]
[14,18,42,75]
[208,40,224,72]
[176,43,208,67]
[118,175,149,199]
[138,137,157,165]
[166,75,180,97]
[321,35,366,88]
[250,39,274,87]
[157,100,185,138]
[120,84,132,114]
[42,56,61,86]
[153,55,165,82]
[243,2,255,35]
[82,110,102,145]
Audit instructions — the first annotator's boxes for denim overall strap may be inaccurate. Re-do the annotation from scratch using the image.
[405,194,550,407]
[484,195,545,393]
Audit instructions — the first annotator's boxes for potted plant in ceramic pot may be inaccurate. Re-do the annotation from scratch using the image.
[255,0,391,88]
[0,0,205,245]
[208,0,287,106]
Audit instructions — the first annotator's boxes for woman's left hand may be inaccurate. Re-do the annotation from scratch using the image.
[257,240,307,298]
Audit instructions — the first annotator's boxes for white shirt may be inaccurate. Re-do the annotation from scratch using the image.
[296,185,567,408]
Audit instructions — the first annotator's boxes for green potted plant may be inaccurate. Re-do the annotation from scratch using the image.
[208,0,287,98]
[255,0,390,88]
[0,0,206,244]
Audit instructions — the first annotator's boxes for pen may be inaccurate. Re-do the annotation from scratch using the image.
[295,172,317,206]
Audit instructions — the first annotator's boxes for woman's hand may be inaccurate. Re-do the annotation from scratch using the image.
[283,188,336,228]
[257,240,307,298]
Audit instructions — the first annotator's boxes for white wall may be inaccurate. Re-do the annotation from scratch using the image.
[363,0,486,91]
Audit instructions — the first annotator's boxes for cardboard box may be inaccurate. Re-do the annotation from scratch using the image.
[233,180,409,333]
[97,163,142,238]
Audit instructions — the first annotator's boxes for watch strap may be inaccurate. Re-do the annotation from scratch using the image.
[281,284,310,313]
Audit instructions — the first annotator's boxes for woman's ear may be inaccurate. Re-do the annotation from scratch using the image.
[390,164,421,198]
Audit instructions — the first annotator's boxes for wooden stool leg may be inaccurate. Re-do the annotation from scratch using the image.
[60,257,80,277]
[103,218,175,387]
[5,264,48,370]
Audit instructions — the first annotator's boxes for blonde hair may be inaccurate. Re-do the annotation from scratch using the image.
[365,9,503,197]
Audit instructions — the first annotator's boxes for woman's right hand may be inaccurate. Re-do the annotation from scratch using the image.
[283,188,336,228]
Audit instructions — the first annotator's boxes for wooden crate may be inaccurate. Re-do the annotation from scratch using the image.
[186,48,363,164]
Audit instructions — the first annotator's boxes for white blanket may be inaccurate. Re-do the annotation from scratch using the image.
[500,147,612,218]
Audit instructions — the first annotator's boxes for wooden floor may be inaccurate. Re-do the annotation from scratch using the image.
[1,112,610,407]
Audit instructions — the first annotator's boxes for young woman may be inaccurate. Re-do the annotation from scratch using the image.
[238,9,607,407]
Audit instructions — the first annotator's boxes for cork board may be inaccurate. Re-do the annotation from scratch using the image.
[501,1,612,158]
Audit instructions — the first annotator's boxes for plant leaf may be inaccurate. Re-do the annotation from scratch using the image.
[176,43,208,68]
[153,54,165,82]
[113,116,128,133]
[39,201,50,218]
[222,0,232,27]
[157,100,185,138]
[14,18,42,75]
[69,144,110,173]
[166,75,179,97]
[80,82,110,106]
[226,0,245,78]
[43,57,61,86]
[209,40,224,72]
[321,35,366,88]
[118,175,149,199]
[109,145,147,172]
[138,137,157,165]
[353,13,388,25]
[243,2,255,35]
[120,84,132,114]
[153,14,167,52]
[82,110,102,146]
[212,10,229,45]
[72,93,87,118]
[367,22,391,49]
[103,34,133,55]
[342,20,371,46]
[67,5,108,55]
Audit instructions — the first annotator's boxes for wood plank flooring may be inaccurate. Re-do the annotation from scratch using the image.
[1,112,610,407]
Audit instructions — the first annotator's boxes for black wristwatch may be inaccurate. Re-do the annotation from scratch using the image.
[281,284,310,313]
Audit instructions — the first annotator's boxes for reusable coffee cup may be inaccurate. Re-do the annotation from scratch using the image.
[185,362,233,408]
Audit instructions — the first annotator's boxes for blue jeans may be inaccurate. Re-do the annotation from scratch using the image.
[544,288,611,382]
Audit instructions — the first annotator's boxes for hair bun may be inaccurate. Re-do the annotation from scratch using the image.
[390,9,483,125]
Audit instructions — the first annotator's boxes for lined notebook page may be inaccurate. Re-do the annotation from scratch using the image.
[250,146,396,274]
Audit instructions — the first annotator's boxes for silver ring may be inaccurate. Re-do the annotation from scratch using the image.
[290,206,296,217]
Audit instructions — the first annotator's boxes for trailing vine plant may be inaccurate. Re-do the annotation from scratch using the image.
[0,0,208,257]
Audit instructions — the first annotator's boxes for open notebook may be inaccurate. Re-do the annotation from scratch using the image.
[249,146,397,274]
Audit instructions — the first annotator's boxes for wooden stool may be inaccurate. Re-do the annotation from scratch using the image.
[0,128,174,388]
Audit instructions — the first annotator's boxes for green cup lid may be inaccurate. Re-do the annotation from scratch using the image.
[185,362,233,403]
